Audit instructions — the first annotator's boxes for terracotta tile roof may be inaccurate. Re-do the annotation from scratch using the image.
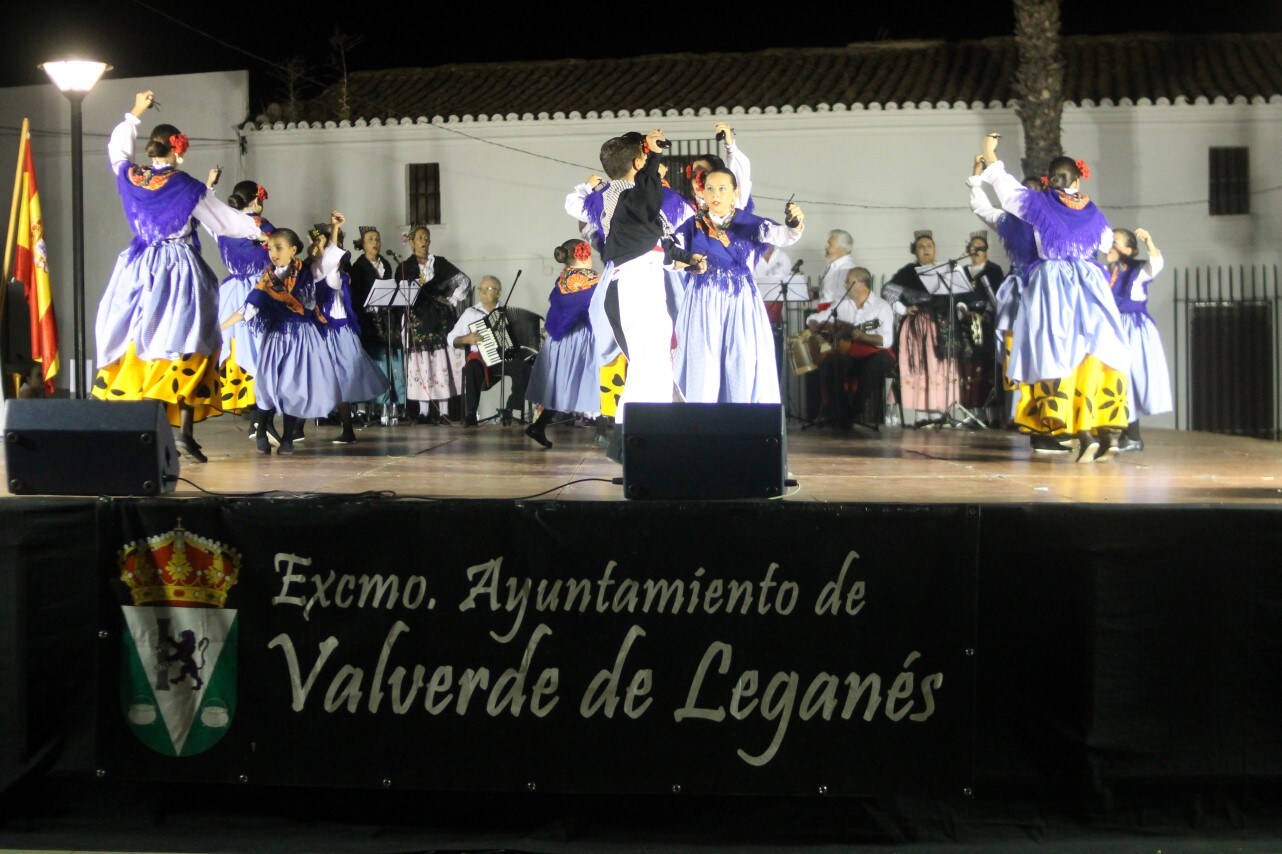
[268,32,1282,126]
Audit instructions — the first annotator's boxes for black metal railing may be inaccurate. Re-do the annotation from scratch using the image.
[1173,265,1279,439]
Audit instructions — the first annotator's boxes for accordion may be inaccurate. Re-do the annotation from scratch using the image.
[468,309,517,367]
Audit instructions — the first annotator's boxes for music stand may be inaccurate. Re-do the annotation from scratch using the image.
[759,273,810,424]
[364,279,420,426]
[913,257,987,430]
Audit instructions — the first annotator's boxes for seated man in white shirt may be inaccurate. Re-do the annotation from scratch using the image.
[805,267,897,428]
[449,276,532,427]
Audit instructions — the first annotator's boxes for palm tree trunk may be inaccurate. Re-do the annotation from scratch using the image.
[1013,0,1064,180]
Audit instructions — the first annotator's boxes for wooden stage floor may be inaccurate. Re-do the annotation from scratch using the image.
[10,413,1282,505]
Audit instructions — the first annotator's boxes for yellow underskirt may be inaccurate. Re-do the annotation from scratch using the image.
[1011,353,1130,435]
[599,354,627,418]
[218,338,257,413]
[92,342,223,426]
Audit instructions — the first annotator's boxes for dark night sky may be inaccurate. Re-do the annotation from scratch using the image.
[6,1,1282,114]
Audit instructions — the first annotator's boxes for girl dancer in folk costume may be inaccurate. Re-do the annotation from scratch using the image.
[216,180,272,427]
[397,226,469,423]
[968,157,1044,425]
[1106,228,1170,452]
[349,226,408,416]
[244,228,344,455]
[888,231,959,418]
[978,132,1131,461]
[312,214,389,444]
[673,169,804,403]
[94,91,265,462]
[523,239,603,449]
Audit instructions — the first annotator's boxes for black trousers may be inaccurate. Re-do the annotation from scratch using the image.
[463,356,531,418]
[819,349,896,424]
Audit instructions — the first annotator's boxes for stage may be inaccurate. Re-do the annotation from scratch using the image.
[3,414,1276,504]
[3,420,1282,851]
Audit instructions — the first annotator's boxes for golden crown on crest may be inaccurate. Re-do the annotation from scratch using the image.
[118,518,241,608]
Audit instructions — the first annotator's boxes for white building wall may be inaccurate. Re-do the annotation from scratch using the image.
[5,66,1279,432]
[246,100,1282,430]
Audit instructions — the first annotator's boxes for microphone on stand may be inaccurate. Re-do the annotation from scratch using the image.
[790,259,804,274]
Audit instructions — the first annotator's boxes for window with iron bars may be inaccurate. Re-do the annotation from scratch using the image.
[663,137,719,206]
[1208,147,1250,216]
[407,163,441,225]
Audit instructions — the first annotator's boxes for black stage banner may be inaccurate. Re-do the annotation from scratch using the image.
[93,499,977,796]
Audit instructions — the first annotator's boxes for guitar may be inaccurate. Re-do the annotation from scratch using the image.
[816,318,881,358]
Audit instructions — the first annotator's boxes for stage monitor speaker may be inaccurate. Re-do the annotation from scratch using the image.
[4,399,178,496]
[621,403,786,500]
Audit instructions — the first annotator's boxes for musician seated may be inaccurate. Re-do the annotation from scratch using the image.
[449,275,532,427]
[805,267,896,428]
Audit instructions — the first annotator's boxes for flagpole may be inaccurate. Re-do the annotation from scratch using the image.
[0,118,28,336]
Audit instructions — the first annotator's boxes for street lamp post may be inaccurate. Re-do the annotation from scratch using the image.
[39,59,108,399]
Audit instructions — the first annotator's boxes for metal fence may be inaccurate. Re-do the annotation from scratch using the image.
[1173,265,1280,439]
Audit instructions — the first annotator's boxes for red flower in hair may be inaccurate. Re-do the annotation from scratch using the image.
[641,140,651,155]
[572,241,592,262]
[256,185,269,202]
[1039,176,1049,188]
[1075,159,1091,180]
[168,133,189,157]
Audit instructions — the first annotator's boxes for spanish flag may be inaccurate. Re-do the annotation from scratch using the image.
[11,123,59,393]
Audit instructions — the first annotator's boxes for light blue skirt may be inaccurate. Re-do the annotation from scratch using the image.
[1007,259,1130,384]
[254,321,344,418]
[674,279,780,404]
[218,273,260,374]
[527,323,600,414]
[96,240,220,366]
[1122,311,1172,418]
[325,325,390,403]
[994,271,1024,335]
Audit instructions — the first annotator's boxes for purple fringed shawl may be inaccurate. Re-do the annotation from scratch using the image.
[218,215,273,278]
[661,187,689,230]
[583,189,607,251]
[1109,260,1151,317]
[320,270,363,336]
[995,213,1038,272]
[115,163,207,260]
[544,268,600,340]
[1015,189,1109,260]
[676,210,774,294]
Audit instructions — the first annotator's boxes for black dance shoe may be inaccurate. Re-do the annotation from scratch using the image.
[524,423,553,449]
[175,435,207,464]
[1029,433,1073,455]
[1093,430,1120,462]
[1074,430,1099,464]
